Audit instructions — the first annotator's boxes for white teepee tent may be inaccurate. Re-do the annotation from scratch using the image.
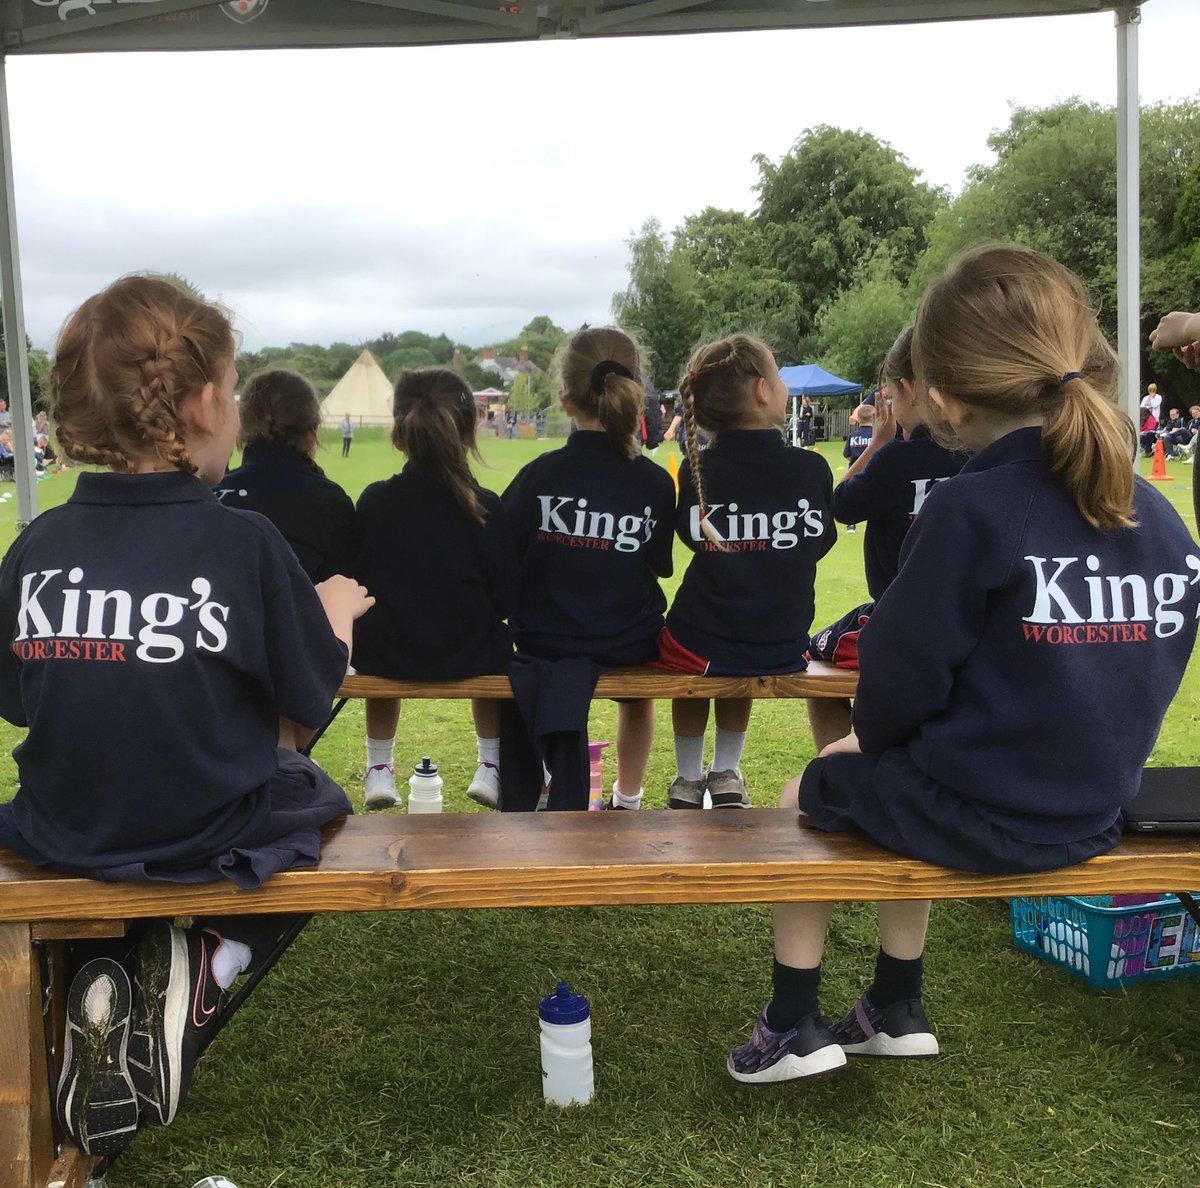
[322,349,394,427]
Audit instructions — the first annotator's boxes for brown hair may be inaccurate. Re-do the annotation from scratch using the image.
[49,274,235,475]
[883,326,915,386]
[912,243,1133,533]
[393,368,487,526]
[557,327,643,460]
[677,333,778,547]
[239,368,325,476]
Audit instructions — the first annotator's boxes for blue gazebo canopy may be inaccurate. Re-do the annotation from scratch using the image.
[778,364,862,399]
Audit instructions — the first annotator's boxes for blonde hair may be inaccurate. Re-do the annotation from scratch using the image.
[912,243,1133,533]
[49,274,235,476]
[239,368,325,476]
[557,327,644,460]
[393,368,487,527]
[854,403,876,425]
[677,333,777,547]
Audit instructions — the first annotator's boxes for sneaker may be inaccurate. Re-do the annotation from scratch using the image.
[707,768,751,808]
[55,958,140,1155]
[127,923,227,1126]
[667,775,705,809]
[363,763,401,810]
[831,993,939,1059]
[727,1007,846,1083]
[466,762,501,810]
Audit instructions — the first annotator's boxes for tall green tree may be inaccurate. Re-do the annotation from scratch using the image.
[0,333,49,410]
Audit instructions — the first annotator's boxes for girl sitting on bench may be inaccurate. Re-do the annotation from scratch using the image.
[728,243,1200,1083]
[0,274,373,1153]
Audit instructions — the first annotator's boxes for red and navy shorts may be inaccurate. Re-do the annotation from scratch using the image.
[806,601,874,671]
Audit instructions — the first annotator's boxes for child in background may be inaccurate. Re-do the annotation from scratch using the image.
[658,334,836,809]
[503,327,675,810]
[352,368,515,810]
[840,403,875,533]
[728,244,1200,1084]
[216,368,356,582]
[0,274,372,1151]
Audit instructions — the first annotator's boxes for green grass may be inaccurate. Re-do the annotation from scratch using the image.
[5,433,1200,1187]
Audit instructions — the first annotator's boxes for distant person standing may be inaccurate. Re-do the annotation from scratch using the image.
[1140,383,1163,424]
[798,396,815,447]
[340,414,354,458]
[0,399,11,432]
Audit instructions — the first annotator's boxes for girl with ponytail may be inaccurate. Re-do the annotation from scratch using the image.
[352,368,516,810]
[217,368,356,582]
[728,243,1200,1087]
[657,333,836,810]
[502,327,676,810]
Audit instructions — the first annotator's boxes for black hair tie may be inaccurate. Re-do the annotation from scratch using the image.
[590,360,635,393]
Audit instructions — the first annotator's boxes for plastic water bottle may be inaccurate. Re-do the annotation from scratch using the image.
[539,981,594,1105]
[192,1179,240,1188]
[407,756,443,814]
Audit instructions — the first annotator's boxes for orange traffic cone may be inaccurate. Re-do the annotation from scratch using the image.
[1149,437,1172,482]
[666,450,680,494]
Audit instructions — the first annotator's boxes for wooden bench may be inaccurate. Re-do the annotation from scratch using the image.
[5,809,1200,1188]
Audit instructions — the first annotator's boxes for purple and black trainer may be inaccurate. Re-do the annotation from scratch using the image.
[727,1007,847,1083]
[831,993,939,1058]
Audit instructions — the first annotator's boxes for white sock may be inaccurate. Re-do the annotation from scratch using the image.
[612,783,643,809]
[674,734,705,782]
[712,727,747,774]
[366,736,395,771]
[210,936,253,990]
[477,736,500,767]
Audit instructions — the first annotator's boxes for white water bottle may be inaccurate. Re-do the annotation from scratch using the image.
[539,981,594,1105]
[407,756,443,814]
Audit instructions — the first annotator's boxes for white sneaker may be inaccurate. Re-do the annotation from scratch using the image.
[466,763,501,810]
[363,764,401,810]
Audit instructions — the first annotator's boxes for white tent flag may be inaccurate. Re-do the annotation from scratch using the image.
[321,349,394,427]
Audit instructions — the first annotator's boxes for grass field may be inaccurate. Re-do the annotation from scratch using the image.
[4,432,1200,1187]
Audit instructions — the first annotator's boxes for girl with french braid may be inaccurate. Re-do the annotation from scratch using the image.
[0,274,373,1154]
[656,333,836,809]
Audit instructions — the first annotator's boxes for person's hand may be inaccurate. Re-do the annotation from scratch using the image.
[1150,311,1200,353]
[1175,342,1200,370]
[868,396,894,443]
[818,733,861,759]
[316,575,375,623]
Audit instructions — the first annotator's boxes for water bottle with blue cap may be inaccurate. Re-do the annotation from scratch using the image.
[539,981,593,1105]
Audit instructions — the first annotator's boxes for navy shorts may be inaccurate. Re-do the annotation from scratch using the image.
[799,749,1121,875]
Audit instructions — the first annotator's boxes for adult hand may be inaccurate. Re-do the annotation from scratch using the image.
[1149,311,1200,355]
[818,733,861,759]
[1175,342,1200,371]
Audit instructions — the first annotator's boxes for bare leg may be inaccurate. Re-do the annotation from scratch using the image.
[877,901,932,960]
[365,697,402,740]
[278,718,313,752]
[807,698,853,752]
[713,697,752,732]
[671,698,710,738]
[470,697,501,738]
[616,699,654,794]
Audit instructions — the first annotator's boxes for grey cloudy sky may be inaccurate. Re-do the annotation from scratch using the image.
[7,0,1200,353]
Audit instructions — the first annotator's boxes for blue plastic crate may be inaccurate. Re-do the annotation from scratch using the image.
[1010,895,1200,989]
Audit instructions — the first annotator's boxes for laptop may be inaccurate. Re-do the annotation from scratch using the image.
[1123,767,1200,834]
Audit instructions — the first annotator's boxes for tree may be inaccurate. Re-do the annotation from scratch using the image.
[0,333,49,410]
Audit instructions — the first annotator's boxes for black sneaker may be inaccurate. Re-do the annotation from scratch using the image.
[128,923,227,1126]
[831,993,939,1058]
[55,958,140,1155]
[727,1007,846,1083]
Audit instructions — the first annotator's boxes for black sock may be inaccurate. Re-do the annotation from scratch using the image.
[867,949,924,1009]
[765,959,821,1031]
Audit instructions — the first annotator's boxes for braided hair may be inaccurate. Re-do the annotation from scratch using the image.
[50,274,235,475]
[239,368,325,476]
[676,333,778,549]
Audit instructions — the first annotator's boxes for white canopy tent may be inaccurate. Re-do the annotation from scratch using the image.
[321,349,395,427]
[0,0,1145,528]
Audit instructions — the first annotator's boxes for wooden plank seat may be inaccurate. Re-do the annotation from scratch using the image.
[3,811,1199,1186]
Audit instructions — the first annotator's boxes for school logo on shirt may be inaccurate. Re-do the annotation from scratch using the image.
[909,478,951,519]
[687,502,825,552]
[1021,554,1200,644]
[535,496,657,553]
[11,568,230,665]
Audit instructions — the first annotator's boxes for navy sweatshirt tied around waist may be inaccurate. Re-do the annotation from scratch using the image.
[666,429,836,671]
[853,427,1200,843]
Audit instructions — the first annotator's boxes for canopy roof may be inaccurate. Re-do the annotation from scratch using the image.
[321,349,394,425]
[2,0,1130,55]
[779,363,862,398]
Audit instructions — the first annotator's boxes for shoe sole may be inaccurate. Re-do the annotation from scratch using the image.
[135,923,190,1126]
[466,785,500,810]
[667,797,703,809]
[727,1042,847,1083]
[57,959,139,1156]
[709,795,752,809]
[840,1032,939,1058]
[363,790,402,811]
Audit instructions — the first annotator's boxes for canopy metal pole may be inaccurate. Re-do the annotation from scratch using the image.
[1115,4,1141,429]
[0,53,38,529]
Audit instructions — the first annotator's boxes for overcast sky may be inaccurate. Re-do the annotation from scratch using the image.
[7,0,1200,353]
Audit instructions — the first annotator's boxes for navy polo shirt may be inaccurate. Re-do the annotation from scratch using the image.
[351,467,516,680]
[0,471,347,872]
[502,431,675,659]
[667,429,836,670]
[854,427,1200,842]
[843,426,873,463]
[833,424,966,598]
[216,439,356,582]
